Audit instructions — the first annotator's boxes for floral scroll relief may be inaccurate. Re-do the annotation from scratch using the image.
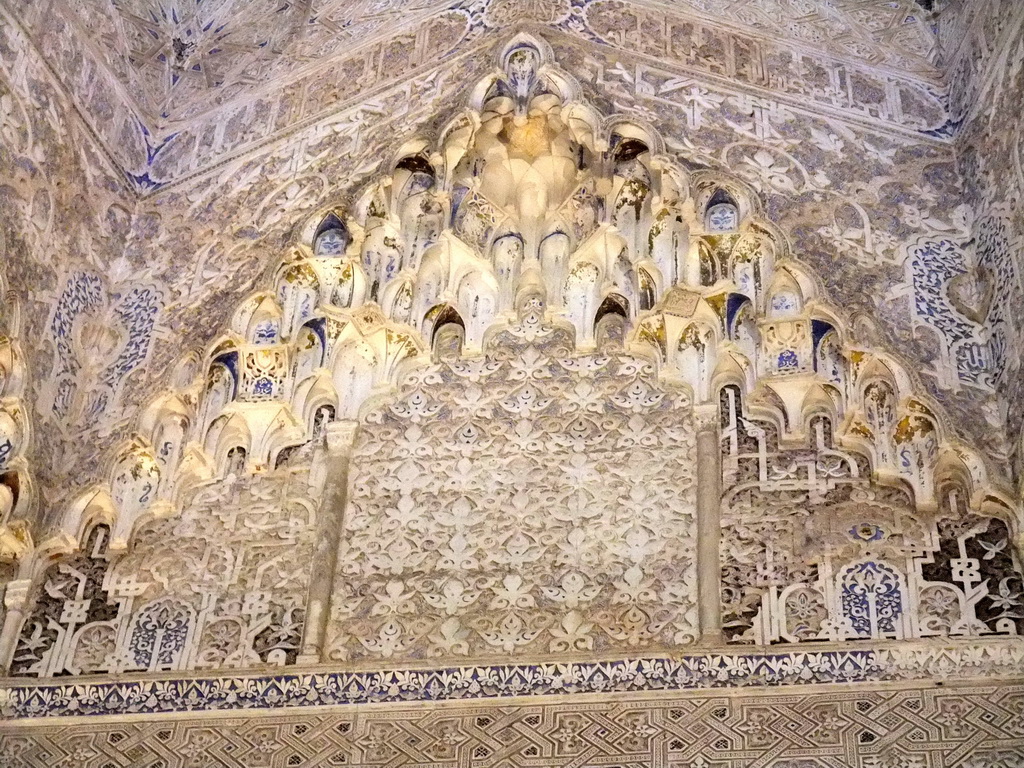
[326,318,699,662]
[720,386,1024,645]
[11,472,317,676]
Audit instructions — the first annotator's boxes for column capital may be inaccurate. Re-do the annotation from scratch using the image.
[693,403,719,434]
[3,579,32,611]
[324,420,359,454]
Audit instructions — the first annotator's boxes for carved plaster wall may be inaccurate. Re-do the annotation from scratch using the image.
[946,0,1024,489]
[0,19,1021,765]
[39,25,989,527]
[0,10,140,545]
[328,320,700,662]
[0,272,30,566]
[0,36,1015,680]
[1,0,1011,537]
[3,683,1024,768]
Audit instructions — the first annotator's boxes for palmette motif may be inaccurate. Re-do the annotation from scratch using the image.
[0,2,1024,766]
[3,34,1021,684]
[327,310,698,662]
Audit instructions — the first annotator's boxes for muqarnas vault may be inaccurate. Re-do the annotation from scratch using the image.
[0,27,1023,768]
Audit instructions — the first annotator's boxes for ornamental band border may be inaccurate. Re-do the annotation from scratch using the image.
[2,641,1024,720]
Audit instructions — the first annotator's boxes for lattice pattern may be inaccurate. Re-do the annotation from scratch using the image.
[720,385,1024,644]
[11,473,317,676]
[1,684,1023,767]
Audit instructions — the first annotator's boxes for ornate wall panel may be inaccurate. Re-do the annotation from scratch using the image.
[548,35,1001,458]
[0,7,139,529]
[948,0,1024,488]
[0,32,1008,677]
[135,0,952,188]
[0,272,31,566]
[719,385,1024,645]
[0,9,1004,523]
[328,319,697,661]
[0,22,1020,768]
[4,0,947,193]
[10,471,319,677]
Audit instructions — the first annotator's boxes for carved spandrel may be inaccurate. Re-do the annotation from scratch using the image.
[11,473,318,677]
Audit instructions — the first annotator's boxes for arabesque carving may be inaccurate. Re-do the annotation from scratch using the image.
[0,36,1019,683]
[11,472,316,677]
[720,384,1024,644]
[326,302,698,661]
[0,272,32,569]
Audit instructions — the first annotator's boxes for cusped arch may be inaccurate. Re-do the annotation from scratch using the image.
[25,33,1020,674]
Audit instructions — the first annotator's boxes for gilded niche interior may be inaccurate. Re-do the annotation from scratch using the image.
[2,37,1020,681]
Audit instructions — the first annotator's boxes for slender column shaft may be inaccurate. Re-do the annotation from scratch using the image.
[695,407,723,644]
[298,421,358,664]
[0,579,32,672]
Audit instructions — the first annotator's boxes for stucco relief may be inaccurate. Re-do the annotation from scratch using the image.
[0,12,143,529]
[0,38,1014,686]
[720,383,1024,644]
[0,270,31,569]
[11,472,318,677]
[552,38,1000,449]
[37,272,162,448]
[1,0,1006,530]
[951,3,1024,487]
[327,317,699,661]
[6,0,954,195]
[0,27,1019,765]
[3,684,1024,767]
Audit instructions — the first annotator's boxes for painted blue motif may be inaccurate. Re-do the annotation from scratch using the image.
[0,651,890,719]
[314,229,347,256]
[49,274,161,420]
[908,237,991,388]
[707,203,738,232]
[253,320,278,344]
[101,286,161,391]
[130,601,192,671]
[840,561,904,638]
[850,523,884,542]
[253,377,274,397]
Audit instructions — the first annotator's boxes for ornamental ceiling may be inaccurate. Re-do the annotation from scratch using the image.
[51,0,944,126]
[6,0,947,186]
[38,0,457,121]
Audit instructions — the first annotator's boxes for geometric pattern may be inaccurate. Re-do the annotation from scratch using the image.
[1,683,1023,767]
[11,473,317,677]
[330,333,698,662]
[51,0,455,121]
[6,0,954,192]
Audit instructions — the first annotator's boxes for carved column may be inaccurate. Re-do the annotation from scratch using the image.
[297,420,359,664]
[0,579,32,672]
[694,404,723,645]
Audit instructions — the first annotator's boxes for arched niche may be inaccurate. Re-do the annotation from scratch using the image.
[312,212,351,257]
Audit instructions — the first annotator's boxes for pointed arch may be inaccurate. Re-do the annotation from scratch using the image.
[312,212,351,257]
